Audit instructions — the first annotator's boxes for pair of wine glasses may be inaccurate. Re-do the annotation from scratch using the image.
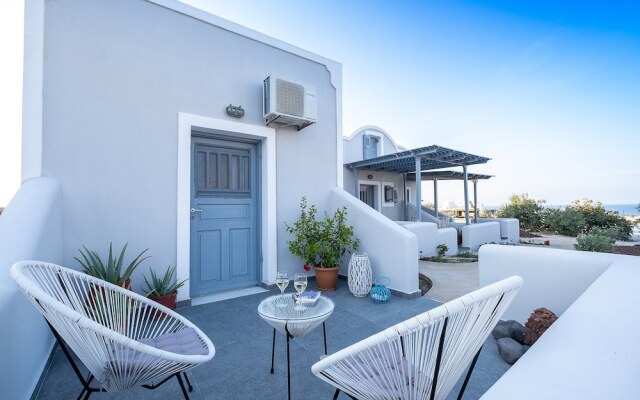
[275,271,307,310]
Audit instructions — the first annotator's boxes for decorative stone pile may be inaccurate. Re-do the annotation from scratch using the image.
[492,307,558,364]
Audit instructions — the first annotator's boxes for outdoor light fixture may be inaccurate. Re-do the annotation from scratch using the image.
[367,174,373,179]
[226,104,245,118]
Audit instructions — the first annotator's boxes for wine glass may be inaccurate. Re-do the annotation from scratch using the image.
[275,271,289,308]
[293,273,307,311]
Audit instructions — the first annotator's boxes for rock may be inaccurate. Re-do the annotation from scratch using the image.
[524,307,558,346]
[492,320,528,344]
[510,322,528,345]
[492,320,511,339]
[496,337,525,365]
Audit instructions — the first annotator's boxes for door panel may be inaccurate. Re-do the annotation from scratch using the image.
[198,230,222,282]
[191,137,259,296]
[229,228,250,278]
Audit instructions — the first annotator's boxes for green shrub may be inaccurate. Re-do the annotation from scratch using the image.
[543,207,586,236]
[588,226,628,241]
[543,199,632,240]
[498,194,545,231]
[436,244,448,257]
[574,234,614,253]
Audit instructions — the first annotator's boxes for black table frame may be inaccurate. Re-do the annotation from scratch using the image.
[269,321,329,400]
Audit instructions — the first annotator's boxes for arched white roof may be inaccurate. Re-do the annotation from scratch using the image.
[344,126,405,153]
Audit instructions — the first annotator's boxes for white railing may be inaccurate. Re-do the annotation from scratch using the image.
[330,187,420,296]
[0,178,63,400]
[479,245,640,399]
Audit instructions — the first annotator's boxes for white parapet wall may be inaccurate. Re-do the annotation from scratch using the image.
[436,228,457,256]
[330,187,420,297]
[477,218,520,243]
[461,221,501,251]
[395,222,457,257]
[479,244,612,322]
[0,177,63,400]
[479,245,640,399]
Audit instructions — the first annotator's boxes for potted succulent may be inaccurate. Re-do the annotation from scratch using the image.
[286,197,360,291]
[142,265,187,310]
[75,242,149,289]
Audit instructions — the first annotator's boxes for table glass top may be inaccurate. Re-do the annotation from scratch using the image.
[258,294,334,321]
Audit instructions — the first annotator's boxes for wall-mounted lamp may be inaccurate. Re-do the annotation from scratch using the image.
[367,174,374,179]
[226,104,245,118]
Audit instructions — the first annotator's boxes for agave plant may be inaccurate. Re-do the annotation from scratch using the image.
[75,243,149,286]
[142,265,187,296]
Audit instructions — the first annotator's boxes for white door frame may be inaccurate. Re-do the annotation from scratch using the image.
[177,113,277,301]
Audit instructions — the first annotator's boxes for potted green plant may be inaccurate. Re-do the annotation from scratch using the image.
[142,265,187,310]
[286,197,360,291]
[75,242,149,289]
[285,197,321,272]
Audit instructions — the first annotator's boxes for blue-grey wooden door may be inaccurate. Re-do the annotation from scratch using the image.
[190,137,259,296]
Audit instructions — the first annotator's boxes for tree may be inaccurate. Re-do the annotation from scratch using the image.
[498,194,545,231]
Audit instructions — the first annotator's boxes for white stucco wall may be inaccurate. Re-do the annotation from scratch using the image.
[342,126,412,221]
[33,0,341,294]
[461,222,501,251]
[479,245,640,399]
[0,178,63,400]
[330,188,419,296]
[479,244,612,323]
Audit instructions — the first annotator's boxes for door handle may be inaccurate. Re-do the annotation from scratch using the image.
[190,208,203,213]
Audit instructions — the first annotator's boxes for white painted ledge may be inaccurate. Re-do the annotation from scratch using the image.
[480,245,640,399]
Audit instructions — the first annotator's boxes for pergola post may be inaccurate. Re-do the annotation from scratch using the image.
[473,179,478,224]
[402,173,407,221]
[433,177,439,222]
[463,164,470,225]
[415,156,422,222]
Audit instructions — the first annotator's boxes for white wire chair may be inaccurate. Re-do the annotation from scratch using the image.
[312,276,523,400]
[11,261,215,399]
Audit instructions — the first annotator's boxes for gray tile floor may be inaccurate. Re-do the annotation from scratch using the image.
[33,281,511,399]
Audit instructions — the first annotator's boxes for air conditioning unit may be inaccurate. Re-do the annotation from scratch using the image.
[263,75,317,131]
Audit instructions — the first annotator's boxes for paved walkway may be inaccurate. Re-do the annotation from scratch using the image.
[420,260,479,303]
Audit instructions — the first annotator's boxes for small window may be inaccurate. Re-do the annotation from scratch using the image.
[363,135,379,159]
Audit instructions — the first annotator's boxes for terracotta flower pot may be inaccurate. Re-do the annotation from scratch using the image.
[314,266,339,291]
[149,291,178,310]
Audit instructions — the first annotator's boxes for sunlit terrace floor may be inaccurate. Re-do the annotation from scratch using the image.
[34,281,511,399]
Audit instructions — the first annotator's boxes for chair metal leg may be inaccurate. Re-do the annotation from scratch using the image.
[456,346,483,400]
[183,371,193,392]
[286,329,292,400]
[176,372,190,400]
[270,327,276,373]
[323,321,328,355]
[46,322,104,400]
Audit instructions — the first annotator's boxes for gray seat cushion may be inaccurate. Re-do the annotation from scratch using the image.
[138,327,207,355]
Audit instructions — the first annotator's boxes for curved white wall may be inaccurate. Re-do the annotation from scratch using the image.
[462,222,500,251]
[479,244,612,323]
[479,245,640,399]
[0,178,63,400]
[330,187,419,296]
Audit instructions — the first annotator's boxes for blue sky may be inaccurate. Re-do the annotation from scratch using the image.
[1,1,638,206]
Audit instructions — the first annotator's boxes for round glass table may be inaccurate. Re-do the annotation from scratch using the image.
[258,295,334,399]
